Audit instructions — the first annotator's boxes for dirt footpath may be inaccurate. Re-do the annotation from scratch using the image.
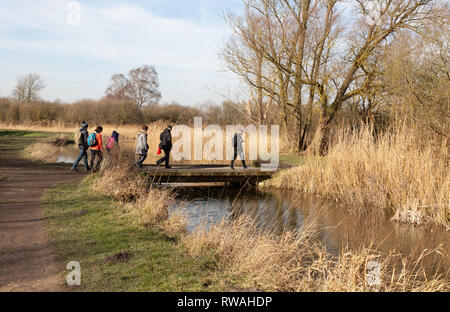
[0,143,80,291]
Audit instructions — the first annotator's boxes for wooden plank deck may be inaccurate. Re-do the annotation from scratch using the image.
[139,165,277,184]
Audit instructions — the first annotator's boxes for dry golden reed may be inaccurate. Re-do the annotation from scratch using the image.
[181,213,449,292]
[91,155,187,237]
[264,126,450,227]
[24,142,60,162]
[23,133,73,162]
[85,144,447,292]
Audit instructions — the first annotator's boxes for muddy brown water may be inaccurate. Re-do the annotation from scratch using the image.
[170,186,449,278]
[57,145,449,277]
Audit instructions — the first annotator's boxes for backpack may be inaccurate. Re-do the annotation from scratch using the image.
[106,137,116,150]
[87,132,97,147]
[75,132,83,145]
[73,131,83,145]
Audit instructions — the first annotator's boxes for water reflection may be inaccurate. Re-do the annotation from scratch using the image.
[170,186,449,276]
[55,145,79,163]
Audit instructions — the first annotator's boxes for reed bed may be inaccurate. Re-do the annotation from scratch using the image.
[84,147,448,291]
[2,121,284,166]
[23,133,73,162]
[181,213,449,292]
[20,122,447,291]
[264,127,450,227]
[24,142,61,162]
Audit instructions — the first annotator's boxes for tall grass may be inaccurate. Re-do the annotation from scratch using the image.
[23,133,74,162]
[264,126,449,227]
[181,212,448,292]
[82,145,448,291]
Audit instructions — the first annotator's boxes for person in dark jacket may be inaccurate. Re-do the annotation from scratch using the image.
[71,121,90,172]
[106,130,120,152]
[231,129,247,170]
[156,125,173,169]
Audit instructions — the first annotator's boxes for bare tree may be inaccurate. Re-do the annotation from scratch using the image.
[313,0,435,154]
[223,0,436,154]
[105,65,162,108]
[12,73,45,103]
[105,74,131,100]
[223,0,336,151]
[127,65,161,108]
[383,9,450,139]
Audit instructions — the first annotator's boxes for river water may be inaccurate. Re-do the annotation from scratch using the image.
[170,186,449,276]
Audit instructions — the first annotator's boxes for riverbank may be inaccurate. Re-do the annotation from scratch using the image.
[41,156,448,291]
[263,127,450,228]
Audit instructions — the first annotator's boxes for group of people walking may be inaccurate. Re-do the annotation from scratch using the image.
[71,122,174,172]
[71,122,120,172]
[71,121,247,172]
[134,125,173,169]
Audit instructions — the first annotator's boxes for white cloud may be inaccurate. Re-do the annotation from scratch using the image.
[0,0,240,105]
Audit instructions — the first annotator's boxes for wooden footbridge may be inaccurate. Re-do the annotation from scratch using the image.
[140,165,278,185]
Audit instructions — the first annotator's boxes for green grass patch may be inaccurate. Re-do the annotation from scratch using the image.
[42,180,229,291]
[0,130,49,159]
[0,129,73,169]
[0,129,47,137]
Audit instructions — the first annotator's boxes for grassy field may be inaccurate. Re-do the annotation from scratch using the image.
[0,129,79,171]
[0,129,48,153]
[42,180,233,291]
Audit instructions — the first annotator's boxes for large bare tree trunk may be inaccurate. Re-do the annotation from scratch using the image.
[318,115,332,156]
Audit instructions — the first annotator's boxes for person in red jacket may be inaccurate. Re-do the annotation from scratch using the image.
[89,126,103,172]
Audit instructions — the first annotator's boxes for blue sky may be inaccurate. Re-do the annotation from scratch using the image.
[0,0,244,105]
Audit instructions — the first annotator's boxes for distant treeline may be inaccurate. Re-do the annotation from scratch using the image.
[0,97,250,126]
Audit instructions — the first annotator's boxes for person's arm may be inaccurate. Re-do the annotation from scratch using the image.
[83,131,88,149]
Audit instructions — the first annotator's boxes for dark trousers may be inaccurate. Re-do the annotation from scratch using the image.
[136,154,147,168]
[89,149,103,171]
[157,147,171,168]
[231,149,246,168]
[72,148,89,170]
